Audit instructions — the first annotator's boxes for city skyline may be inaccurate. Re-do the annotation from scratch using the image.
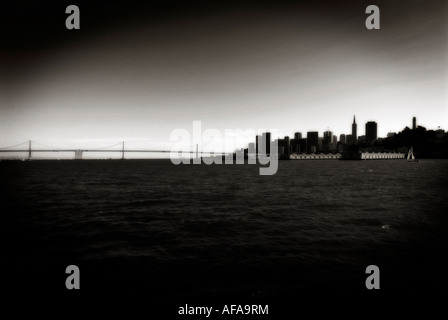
[0,114,444,159]
[251,115,442,156]
[2,1,448,311]
[1,1,447,151]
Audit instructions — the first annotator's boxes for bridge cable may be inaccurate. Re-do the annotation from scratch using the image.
[32,141,64,150]
[0,141,29,150]
[93,142,125,150]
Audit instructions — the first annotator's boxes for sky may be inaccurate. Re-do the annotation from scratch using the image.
[1,0,447,157]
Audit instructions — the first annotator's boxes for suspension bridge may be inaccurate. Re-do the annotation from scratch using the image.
[0,141,229,160]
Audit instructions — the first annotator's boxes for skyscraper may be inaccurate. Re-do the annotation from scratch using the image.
[248,142,255,154]
[323,130,332,153]
[275,138,285,156]
[339,134,346,144]
[346,134,353,144]
[290,132,301,153]
[262,132,271,155]
[284,136,290,156]
[365,121,377,143]
[413,117,417,130]
[255,135,259,155]
[298,138,306,153]
[352,116,357,144]
[306,132,319,154]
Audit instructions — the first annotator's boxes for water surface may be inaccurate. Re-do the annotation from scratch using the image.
[1,159,447,300]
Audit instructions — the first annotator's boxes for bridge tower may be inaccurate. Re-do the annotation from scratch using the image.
[122,141,125,160]
[28,140,31,160]
[75,150,83,160]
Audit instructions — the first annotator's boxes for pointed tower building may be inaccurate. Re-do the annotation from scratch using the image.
[352,116,357,144]
[352,116,358,144]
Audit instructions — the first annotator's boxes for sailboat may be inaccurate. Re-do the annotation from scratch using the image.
[407,146,419,162]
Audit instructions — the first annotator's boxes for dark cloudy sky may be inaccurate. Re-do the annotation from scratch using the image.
[1,0,447,154]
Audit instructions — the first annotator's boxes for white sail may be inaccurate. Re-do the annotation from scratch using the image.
[407,146,412,159]
[407,145,417,162]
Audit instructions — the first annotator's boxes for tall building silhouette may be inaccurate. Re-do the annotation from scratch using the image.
[323,130,332,153]
[306,132,319,154]
[298,138,306,153]
[284,136,290,156]
[276,138,285,156]
[346,134,353,145]
[261,132,271,155]
[291,132,301,153]
[413,116,417,130]
[248,142,255,154]
[339,134,346,144]
[365,121,377,143]
[255,135,259,155]
[352,116,357,144]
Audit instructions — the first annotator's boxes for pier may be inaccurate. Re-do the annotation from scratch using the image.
[289,152,405,160]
